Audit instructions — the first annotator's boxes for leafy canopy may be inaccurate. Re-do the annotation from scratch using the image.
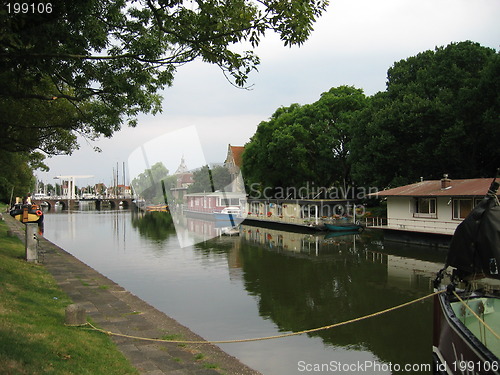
[243,41,499,193]
[349,41,500,188]
[0,0,328,156]
[187,165,232,193]
[242,86,367,193]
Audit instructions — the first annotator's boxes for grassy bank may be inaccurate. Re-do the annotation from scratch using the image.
[0,210,138,375]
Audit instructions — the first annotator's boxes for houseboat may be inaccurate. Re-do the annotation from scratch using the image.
[368,176,500,246]
[245,198,358,232]
[184,191,246,220]
[432,176,500,374]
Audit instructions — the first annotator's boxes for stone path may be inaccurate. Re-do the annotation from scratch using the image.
[4,214,262,375]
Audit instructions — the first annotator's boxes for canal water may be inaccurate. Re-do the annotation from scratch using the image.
[42,208,447,375]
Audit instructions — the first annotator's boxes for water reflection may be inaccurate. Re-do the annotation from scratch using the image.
[43,211,447,374]
[236,225,441,369]
[131,210,175,242]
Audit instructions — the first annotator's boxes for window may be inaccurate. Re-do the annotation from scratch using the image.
[414,198,437,218]
[221,198,240,206]
[453,198,473,220]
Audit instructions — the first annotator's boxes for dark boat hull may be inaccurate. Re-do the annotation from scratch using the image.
[433,291,499,374]
[324,223,363,232]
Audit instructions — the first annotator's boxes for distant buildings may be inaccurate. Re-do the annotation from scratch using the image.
[170,156,194,201]
[224,144,245,193]
[94,183,107,196]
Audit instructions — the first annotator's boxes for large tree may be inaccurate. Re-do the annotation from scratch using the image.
[242,86,367,194]
[130,161,169,203]
[0,152,45,202]
[350,41,500,188]
[187,165,231,193]
[0,0,328,156]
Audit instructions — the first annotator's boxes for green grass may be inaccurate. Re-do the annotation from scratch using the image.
[0,215,139,375]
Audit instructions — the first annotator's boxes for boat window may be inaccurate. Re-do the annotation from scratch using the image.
[413,198,437,218]
[452,198,473,220]
[221,198,240,206]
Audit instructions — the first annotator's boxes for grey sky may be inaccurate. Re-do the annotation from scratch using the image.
[37,0,500,187]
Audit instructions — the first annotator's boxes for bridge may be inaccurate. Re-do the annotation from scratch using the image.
[32,198,135,211]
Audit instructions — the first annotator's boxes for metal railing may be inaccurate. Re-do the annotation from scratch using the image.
[364,216,458,234]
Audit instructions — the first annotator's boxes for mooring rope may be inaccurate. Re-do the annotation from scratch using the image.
[452,290,500,340]
[80,290,445,345]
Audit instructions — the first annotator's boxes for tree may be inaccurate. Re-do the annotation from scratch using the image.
[242,86,366,194]
[130,162,169,203]
[0,0,328,156]
[188,165,231,193]
[350,41,500,188]
[0,152,39,202]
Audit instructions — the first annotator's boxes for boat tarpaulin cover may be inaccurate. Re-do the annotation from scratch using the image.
[446,181,500,279]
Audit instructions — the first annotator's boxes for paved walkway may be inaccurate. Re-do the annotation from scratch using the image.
[4,214,262,375]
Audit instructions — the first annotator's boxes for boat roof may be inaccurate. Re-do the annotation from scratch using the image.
[370,178,499,197]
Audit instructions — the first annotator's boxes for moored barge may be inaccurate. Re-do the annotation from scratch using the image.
[433,176,500,374]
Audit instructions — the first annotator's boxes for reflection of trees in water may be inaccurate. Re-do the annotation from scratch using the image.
[194,237,234,256]
[131,211,175,242]
[238,237,434,371]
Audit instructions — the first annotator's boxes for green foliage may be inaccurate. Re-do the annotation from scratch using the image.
[0,0,328,156]
[187,165,232,193]
[130,162,169,203]
[350,41,500,188]
[243,41,499,193]
[0,152,44,203]
[242,86,367,192]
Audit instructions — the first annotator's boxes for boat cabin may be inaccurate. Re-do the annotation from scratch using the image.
[185,191,246,214]
[369,176,500,236]
[245,198,352,226]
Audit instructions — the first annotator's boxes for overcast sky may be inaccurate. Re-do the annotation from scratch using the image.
[37,0,500,188]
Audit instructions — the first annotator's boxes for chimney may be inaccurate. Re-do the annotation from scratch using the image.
[441,174,452,190]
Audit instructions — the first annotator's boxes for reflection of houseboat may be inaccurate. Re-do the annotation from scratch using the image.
[433,177,500,373]
[10,197,44,224]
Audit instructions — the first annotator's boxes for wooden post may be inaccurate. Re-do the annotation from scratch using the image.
[65,304,87,326]
[25,223,38,263]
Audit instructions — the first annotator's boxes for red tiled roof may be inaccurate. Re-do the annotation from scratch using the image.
[230,146,245,168]
[178,174,193,184]
[372,178,498,197]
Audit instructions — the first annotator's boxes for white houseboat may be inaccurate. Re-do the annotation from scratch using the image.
[245,198,354,231]
[368,176,500,246]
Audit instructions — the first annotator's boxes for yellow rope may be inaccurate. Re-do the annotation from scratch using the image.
[452,290,500,340]
[82,290,445,345]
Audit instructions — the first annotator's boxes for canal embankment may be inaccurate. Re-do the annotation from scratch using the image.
[1,212,261,375]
